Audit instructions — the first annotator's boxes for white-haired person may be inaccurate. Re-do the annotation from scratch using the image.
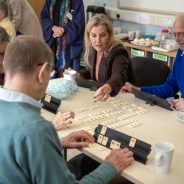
[122,13,184,112]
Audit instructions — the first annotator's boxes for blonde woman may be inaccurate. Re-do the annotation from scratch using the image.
[78,14,134,101]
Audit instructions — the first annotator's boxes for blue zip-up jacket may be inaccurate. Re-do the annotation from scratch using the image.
[141,48,184,99]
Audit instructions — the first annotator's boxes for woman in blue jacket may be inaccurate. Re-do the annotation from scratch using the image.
[41,0,85,76]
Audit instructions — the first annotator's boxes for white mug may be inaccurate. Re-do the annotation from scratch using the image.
[154,141,175,173]
[63,69,76,82]
[128,31,135,41]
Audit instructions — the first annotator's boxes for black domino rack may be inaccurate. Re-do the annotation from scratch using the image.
[94,124,152,164]
[41,94,61,114]
[75,78,103,91]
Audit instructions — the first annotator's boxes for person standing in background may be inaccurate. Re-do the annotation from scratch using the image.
[6,0,43,40]
[41,0,85,77]
[0,26,9,85]
[0,0,15,40]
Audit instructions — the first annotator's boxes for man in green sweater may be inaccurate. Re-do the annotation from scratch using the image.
[0,36,134,184]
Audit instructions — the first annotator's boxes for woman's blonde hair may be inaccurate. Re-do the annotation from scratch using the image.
[84,14,121,65]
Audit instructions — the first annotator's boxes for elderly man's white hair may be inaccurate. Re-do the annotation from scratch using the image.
[176,13,184,22]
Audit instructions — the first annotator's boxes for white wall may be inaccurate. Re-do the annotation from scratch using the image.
[119,0,184,14]
[83,0,172,35]
[83,0,118,10]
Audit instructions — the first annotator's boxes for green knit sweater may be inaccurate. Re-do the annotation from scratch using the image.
[0,100,116,184]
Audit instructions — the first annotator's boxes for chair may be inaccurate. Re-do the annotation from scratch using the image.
[131,57,170,87]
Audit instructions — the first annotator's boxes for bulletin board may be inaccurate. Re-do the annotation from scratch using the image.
[118,0,184,15]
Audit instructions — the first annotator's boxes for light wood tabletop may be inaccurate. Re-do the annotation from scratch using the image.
[42,87,184,184]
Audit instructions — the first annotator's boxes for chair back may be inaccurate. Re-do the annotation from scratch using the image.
[131,57,170,87]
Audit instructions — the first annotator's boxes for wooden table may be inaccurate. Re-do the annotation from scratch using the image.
[42,87,184,184]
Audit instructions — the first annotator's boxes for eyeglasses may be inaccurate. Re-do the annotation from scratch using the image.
[173,32,184,38]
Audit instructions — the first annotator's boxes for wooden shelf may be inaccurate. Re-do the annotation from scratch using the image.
[123,41,177,68]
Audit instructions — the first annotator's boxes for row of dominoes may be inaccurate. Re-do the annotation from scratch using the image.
[76,104,99,113]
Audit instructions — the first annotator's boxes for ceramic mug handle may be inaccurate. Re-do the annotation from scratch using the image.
[155,152,163,166]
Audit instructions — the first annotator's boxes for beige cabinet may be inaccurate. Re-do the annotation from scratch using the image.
[123,41,177,69]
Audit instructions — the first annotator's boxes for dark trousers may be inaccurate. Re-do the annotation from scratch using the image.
[67,153,134,184]
[67,153,100,180]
